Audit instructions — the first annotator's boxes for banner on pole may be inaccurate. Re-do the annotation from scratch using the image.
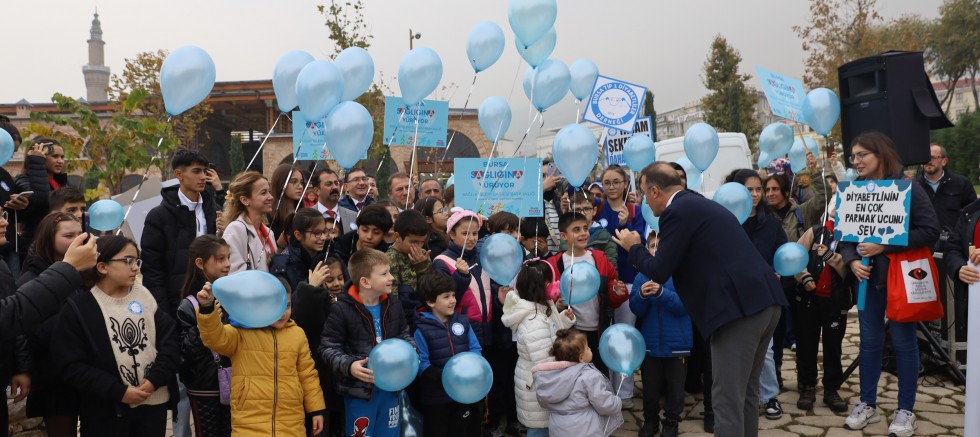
[383,97,449,148]
[755,66,807,123]
[834,180,912,246]
[583,75,647,131]
[454,158,543,217]
[604,116,653,168]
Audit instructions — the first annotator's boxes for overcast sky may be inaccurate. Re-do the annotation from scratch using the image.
[3,0,944,137]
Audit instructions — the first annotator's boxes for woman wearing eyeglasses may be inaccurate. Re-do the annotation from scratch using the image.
[270,208,330,295]
[269,164,307,249]
[414,197,450,260]
[52,235,180,437]
[839,132,939,437]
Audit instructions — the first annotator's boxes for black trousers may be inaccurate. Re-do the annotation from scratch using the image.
[79,403,168,437]
[640,356,687,425]
[188,395,231,437]
[420,402,484,437]
[772,279,800,369]
[795,294,846,390]
[487,343,518,426]
[583,330,609,376]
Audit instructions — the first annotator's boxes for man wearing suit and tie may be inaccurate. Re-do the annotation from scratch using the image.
[613,162,787,437]
[313,168,359,234]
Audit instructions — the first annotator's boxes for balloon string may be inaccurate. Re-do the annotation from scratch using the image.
[507,62,521,101]
[512,111,542,157]
[245,112,283,172]
[118,115,172,235]
[436,74,479,177]
[575,100,581,124]
[406,102,423,211]
[602,377,627,435]
[293,130,329,213]
[374,106,411,176]
[322,168,350,258]
[274,155,301,219]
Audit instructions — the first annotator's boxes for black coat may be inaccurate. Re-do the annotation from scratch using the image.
[176,293,231,394]
[53,289,180,420]
[628,190,788,338]
[0,260,31,384]
[918,171,978,234]
[0,168,26,258]
[744,207,788,268]
[317,287,414,400]
[946,199,980,289]
[271,241,325,295]
[141,186,218,316]
[292,280,338,405]
[14,157,67,255]
[15,256,73,389]
[0,261,85,342]
[330,230,390,265]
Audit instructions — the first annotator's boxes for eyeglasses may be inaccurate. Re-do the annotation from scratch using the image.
[575,205,594,213]
[602,179,626,187]
[929,155,945,161]
[107,257,143,270]
[304,230,329,239]
[434,207,449,215]
[849,151,875,164]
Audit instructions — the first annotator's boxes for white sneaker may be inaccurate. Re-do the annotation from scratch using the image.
[844,402,881,430]
[888,409,917,437]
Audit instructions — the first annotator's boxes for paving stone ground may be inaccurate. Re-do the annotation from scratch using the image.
[610,309,967,437]
[8,309,967,436]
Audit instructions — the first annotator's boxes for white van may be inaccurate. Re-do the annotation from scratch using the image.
[654,132,753,197]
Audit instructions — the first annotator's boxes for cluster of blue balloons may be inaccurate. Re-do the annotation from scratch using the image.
[559,261,600,306]
[599,324,646,375]
[212,270,289,328]
[88,199,125,231]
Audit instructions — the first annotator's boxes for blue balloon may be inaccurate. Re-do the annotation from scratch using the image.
[508,0,557,47]
[466,22,505,73]
[802,88,840,136]
[398,47,443,106]
[442,352,493,404]
[522,67,535,101]
[446,174,456,188]
[675,157,703,191]
[369,339,419,392]
[559,261,600,306]
[160,45,216,117]
[789,138,810,173]
[623,134,655,170]
[334,47,375,101]
[843,168,858,182]
[774,242,809,276]
[323,101,374,169]
[88,199,125,231]
[683,123,719,172]
[272,50,315,113]
[0,129,14,166]
[641,200,659,233]
[569,59,599,101]
[480,234,523,285]
[599,323,646,375]
[478,96,512,143]
[758,123,794,168]
[295,60,345,121]
[530,59,570,112]
[713,182,754,225]
[514,27,555,68]
[212,270,289,328]
[552,123,597,187]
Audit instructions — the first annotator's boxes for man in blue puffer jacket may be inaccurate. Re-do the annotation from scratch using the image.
[629,231,693,437]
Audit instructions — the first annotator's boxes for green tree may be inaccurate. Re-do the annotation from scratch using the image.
[318,0,390,194]
[25,91,176,196]
[700,35,761,145]
[929,0,980,110]
[642,90,657,140]
[931,109,980,183]
[108,50,213,166]
[229,134,245,176]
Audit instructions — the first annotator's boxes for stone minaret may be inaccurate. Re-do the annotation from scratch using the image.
[82,11,110,102]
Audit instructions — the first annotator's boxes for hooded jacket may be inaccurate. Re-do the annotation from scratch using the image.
[141,185,218,315]
[317,285,415,400]
[0,260,30,393]
[629,276,692,358]
[500,290,574,428]
[433,242,492,346]
[198,304,325,436]
[532,361,623,436]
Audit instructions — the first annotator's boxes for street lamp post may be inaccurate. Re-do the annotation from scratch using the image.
[409,29,421,50]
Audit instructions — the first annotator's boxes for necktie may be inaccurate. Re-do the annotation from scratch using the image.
[356,201,364,210]
[326,210,336,219]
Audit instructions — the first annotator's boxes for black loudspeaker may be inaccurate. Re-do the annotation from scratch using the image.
[838,51,953,166]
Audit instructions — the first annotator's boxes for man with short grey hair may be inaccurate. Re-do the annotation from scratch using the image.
[918,144,976,240]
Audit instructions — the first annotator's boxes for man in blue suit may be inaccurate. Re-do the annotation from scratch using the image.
[613,162,787,437]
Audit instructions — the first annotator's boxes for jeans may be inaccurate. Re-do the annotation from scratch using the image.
[525,428,549,437]
[758,338,779,402]
[173,376,191,437]
[859,277,918,411]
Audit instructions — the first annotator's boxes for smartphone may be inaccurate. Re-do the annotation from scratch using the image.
[209,163,217,171]
[81,211,90,235]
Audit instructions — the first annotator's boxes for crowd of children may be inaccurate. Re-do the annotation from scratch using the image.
[2,121,951,437]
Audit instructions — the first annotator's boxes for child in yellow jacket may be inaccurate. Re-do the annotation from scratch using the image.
[197,282,325,436]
